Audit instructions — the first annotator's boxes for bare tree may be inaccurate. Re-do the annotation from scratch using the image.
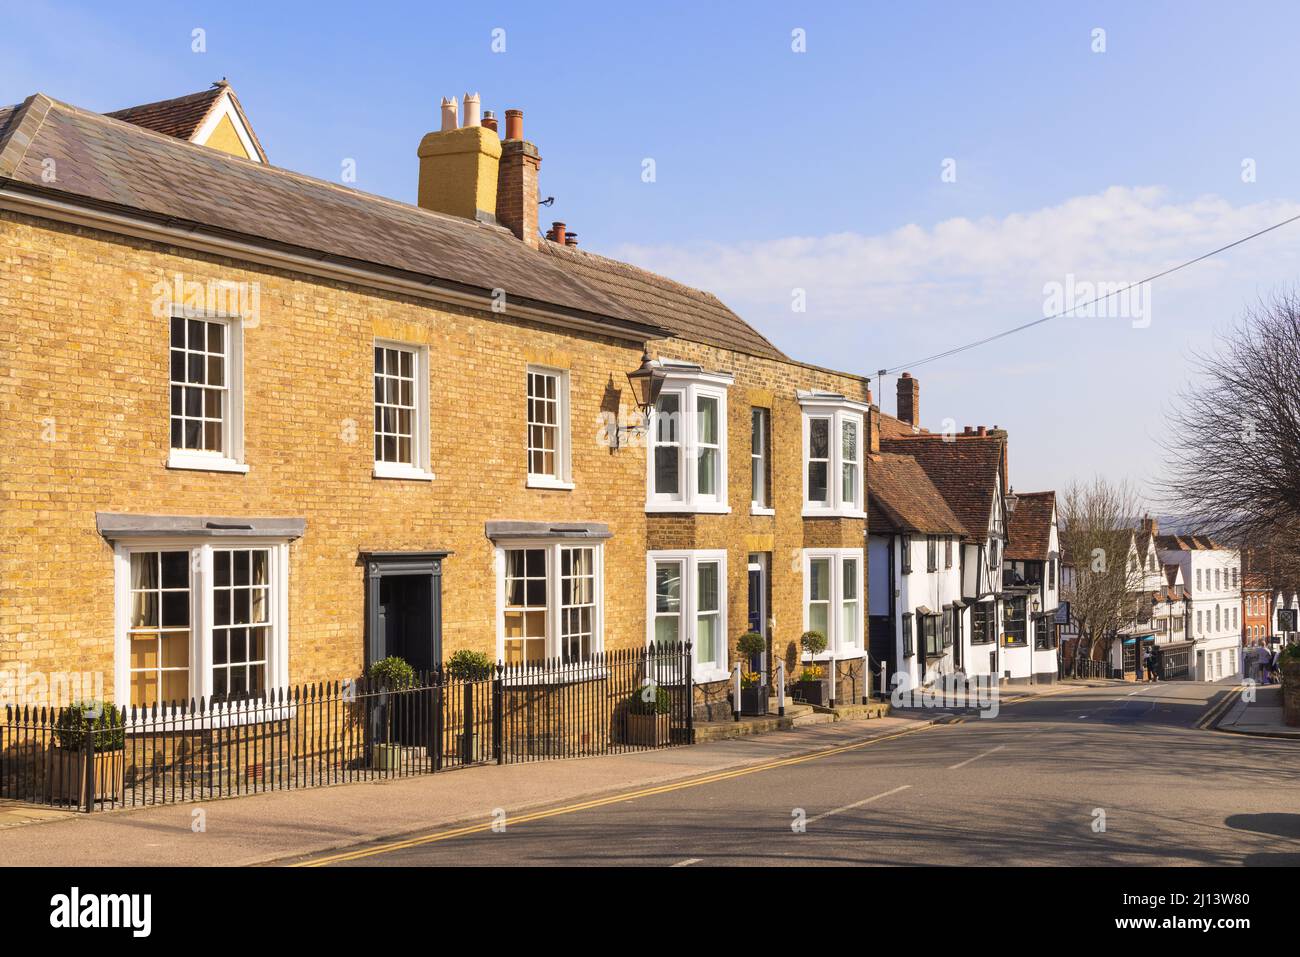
[1058,477,1147,662]
[1159,291,1300,568]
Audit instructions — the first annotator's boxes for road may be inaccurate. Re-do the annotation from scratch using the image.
[296,682,1300,866]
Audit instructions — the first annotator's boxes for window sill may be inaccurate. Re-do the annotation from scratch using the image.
[373,463,436,482]
[693,667,732,684]
[167,451,249,474]
[750,505,776,517]
[645,502,731,515]
[527,477,575,491]
[803,648,866,662]
[801,506,866,520]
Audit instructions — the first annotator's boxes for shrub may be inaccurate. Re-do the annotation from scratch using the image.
[737,631,766,659]
[628,683,671,715]
[53,701,125,752]
[368,655,416,690]
[800,630,828,657]
[446,649,495,681]
[796,665,825,684]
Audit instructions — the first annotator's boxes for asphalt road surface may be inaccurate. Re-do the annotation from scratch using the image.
[297,682,1300,867]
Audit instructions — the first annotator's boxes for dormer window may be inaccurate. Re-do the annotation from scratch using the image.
[799,392,867,518]
[646,362,733,514]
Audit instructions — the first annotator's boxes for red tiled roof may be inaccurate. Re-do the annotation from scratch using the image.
[867,453,968,537]
[107,86,224,140]
[1155,533,1223,551]
[1004,491,1055,560]
[879,433,1004,539]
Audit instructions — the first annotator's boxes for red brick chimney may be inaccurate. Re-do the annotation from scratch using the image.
[896,373,919,426]
[497,108,541,246]
[1141,514,1158,536]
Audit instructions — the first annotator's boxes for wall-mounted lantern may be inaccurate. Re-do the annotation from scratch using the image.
[617,350,665,449]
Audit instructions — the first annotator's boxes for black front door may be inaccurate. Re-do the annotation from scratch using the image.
[363,551,447,674]
[377,574,434,672]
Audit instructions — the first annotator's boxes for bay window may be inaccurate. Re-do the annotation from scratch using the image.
[647,364,733,513]
[497,542,605,666]
[114,538,290,709]
[799,393,867,517]
[801,549,865,657]
[646,550,728,680]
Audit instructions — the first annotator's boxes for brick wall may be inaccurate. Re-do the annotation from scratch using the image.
[0,212,647,694]
[0,212,872,704]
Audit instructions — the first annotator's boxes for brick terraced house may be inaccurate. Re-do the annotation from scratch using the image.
[0,85,875,718]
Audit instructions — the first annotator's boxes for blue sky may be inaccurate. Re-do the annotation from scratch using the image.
[6,1,1300,500]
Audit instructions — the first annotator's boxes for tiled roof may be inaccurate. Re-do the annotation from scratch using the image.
[867,453,968,537]
[879,433,1003,538]
[0,93,666,338]
[107,86,223,140]
[1004,491,1055,560]
[540,241,789,361]
[1155,533,1223,551]
[877,412,924,439]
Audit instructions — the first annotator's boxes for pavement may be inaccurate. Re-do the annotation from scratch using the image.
[5,678,1289,867]
[1215,684,1300,739]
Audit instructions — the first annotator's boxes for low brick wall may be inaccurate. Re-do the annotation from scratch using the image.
[1282,661,1300,727]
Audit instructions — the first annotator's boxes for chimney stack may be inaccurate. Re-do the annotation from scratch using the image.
[1141,514,1158,536]
[482,110,498,133]
[418,94,501,223]
[497,108,541,246]
[549,221,567,245]
[896,372,919,426]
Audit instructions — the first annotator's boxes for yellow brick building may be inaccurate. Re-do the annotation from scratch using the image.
[0,86,873,716]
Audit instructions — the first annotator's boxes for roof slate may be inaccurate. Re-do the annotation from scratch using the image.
[540,241,789,361]
[0,93,665,337]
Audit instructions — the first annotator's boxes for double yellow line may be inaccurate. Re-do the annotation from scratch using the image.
[293,722,935,867]
[1195,685,1244,731]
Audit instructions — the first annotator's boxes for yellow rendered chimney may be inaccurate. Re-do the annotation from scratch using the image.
[416,94,501,223]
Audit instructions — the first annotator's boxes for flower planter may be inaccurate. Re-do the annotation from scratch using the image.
[371,743,404,770]
[626,711,671,747]
[48,746,125,806]
[740,685,767,716]
[1282,660,1300,728]
[794,680,826,707]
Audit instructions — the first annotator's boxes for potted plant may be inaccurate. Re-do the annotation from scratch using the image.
[794,630,829,705]
[739,670,767,715]
[626,683,672,746]
[445,650,495,761]
[50,700,126,806]
[368,656,416,769]
[736,630,767,715]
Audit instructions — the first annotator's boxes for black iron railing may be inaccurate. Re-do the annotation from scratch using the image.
[1059,656,1110,680]
[0,643,693,812]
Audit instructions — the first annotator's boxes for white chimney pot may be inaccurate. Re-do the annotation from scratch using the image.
[462,92,481,128]
[440,96,459,131]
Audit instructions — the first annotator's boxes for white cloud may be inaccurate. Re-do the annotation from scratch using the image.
[609,186,1300,497]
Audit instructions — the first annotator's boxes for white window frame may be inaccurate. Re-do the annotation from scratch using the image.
[645,365,733,514]
[799,394,867,518]
[645,550,729,681]
[525,365,573,489]
[801,548,866,659]
[112,537,291,719]
[373,339,433,481]
[167,306,248,474]
[494,540,605,666]
[750,407,773,515]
